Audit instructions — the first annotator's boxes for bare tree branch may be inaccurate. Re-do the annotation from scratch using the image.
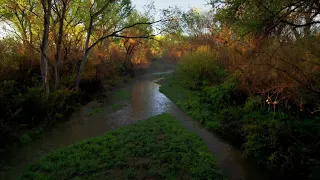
[257,0,320,28]
[92,0,117,18]
[87,19,165,52]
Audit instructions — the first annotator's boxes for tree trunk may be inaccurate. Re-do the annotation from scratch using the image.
[54,1,67,89]
[28,22,33,47]
[40,0,52,97]
[20,26,29,53]
[75,16,94,90]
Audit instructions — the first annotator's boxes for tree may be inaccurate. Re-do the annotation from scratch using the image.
[75,0,119,89]
[1,0,163,91]
[40,0,52,96]
[210,0,320,38]
[52,0,71,88]
[121,10,153,71]
[75,0,158,89]
[2,0,39,51]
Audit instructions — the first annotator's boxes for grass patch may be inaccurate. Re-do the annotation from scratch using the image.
[158,74,197,106]
[159,74,213,126]
[113,89,131,100]
[21,113,224,180]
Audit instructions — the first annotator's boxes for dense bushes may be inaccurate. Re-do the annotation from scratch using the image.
[177,49,227,90]
[159,50,320,179]
[0,79,81,126]
[242,114,320,178]
[0,44,132,153]
[0,32,142,139]
[0,80,83,154]
[0,61,126,150]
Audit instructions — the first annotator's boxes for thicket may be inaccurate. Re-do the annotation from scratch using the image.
[0,39,134,151]
[160,48,320,179]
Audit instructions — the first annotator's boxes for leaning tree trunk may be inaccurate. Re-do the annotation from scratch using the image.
[75,17,94,90]
[40,0,52,97]
[75,0,117,90]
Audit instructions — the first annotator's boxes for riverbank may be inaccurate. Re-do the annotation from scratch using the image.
[158,73,320,179]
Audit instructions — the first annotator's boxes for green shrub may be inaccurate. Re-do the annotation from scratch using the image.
[214,107,245,142]
[48,88,80,119]
[177,51,227,90]
[202,74,238,110]
[243,96,263,113]
[0,80,20,119]
[243,114,280,164]
[60,73,77,88]
[20,133,32,145]
[11,87,80,125]
[187,107,212,124]
[15,87,46,125]
[243,114,320,178]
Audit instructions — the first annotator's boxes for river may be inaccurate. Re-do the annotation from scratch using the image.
[1,67,272,180]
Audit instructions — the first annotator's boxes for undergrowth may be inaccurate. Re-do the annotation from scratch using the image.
[21,113,225,180]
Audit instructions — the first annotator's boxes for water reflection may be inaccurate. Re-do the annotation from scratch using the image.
[130,80,172,118]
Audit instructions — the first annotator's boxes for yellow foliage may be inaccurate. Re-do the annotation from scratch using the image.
[196,45,210,53]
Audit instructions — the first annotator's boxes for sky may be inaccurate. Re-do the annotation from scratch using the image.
[132,0,211,13]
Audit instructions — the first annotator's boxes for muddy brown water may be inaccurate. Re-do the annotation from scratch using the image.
[1,70,272,180]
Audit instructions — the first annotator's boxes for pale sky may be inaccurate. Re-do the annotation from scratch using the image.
[132,0,210,12]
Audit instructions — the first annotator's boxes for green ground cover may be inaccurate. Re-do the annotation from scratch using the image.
[21,113,224,180]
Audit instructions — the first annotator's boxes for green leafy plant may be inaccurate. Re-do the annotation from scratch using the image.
[19,134,32,145]
[21,114,225,180]
[202,74,238,110]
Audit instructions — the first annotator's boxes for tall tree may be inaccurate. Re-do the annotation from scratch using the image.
[75,0,118,89]
[40,0,52,96]
[52,0,70,88]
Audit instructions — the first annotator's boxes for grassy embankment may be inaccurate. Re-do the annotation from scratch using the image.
[21,113,224,180]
